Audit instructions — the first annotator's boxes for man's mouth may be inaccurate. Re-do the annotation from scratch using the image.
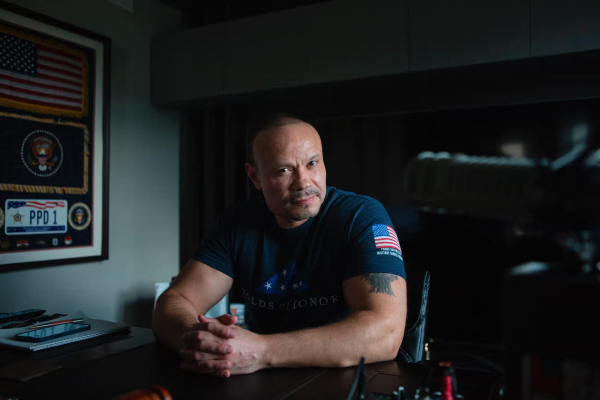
[291,195,315,205]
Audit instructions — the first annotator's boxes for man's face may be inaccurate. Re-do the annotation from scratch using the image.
[246,123,327,229]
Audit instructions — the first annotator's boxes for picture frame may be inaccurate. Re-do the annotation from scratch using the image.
[0,1,111,271]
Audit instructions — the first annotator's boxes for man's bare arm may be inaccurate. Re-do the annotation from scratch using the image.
[262,273,407,368]
[183,272,407,376]
[152,259,233,353]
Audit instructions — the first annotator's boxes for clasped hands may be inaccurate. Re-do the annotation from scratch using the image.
[180,314,267,378]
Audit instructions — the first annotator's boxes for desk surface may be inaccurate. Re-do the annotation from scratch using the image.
[0,328,499,400]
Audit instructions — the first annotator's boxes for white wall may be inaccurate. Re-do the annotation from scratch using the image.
[0,0,182,327]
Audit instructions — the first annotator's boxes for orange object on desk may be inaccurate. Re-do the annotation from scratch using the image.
[115,385,172,400]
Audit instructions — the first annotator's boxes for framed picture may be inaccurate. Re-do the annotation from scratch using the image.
[0,1,110,270]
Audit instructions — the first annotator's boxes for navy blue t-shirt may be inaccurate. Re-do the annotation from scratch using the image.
[193,187,406,334]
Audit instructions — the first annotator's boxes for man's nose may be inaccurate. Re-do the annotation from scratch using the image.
[292,167,311,191]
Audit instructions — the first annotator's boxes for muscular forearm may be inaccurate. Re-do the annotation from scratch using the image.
[152,290,202,353]
[262,310,403,369]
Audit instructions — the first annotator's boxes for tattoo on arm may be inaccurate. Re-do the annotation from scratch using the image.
[361,273,398,297]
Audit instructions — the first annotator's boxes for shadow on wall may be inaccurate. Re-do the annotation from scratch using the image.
[120,284,156,328]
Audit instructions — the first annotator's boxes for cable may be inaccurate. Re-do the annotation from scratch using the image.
[345,357,366,400]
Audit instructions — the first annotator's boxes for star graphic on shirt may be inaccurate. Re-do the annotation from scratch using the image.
[280,284,285,292]
[264,282,272,290]
[292,283,299,290]
[299,281,303,287]
[282,269,287,276]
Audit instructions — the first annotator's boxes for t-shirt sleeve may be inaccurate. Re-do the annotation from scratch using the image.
[344,199,406,281]
[192,211,235,278]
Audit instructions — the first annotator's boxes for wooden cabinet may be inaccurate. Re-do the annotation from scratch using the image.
[224,0,409,92]
[531,0,600,57]
[151,0,600,105]
[409,0,530,71]
[224,8,311,95]
[152,0,408,103]
[308,0,409,84]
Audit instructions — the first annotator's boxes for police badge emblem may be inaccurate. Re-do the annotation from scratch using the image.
[21,130,64,177]
[68,202,92,231]
[11,209,23,224]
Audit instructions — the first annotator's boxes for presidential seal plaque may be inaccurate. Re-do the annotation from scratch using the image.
[68,202,92,231]
[21,130,64,177]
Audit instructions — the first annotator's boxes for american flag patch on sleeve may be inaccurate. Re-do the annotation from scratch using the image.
[371,224,402,253]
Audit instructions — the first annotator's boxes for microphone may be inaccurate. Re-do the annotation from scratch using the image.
[403,149,600,227]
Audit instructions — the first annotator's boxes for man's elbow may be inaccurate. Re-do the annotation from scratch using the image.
[151,309,162,334]
[380,322,404,362]
[387,331,403,361]
[152,290,179,339]
[339,334,401,367]
[361,315,404,363]
[356,321,404,365]
[152,293,168,329]
[151,301,166,339]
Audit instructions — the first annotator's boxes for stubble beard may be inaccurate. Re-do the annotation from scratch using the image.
[284,196,322,221]
[286,205,319,221]
[280,186,324,221]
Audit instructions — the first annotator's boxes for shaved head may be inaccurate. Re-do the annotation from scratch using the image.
[245,114,327,229]
[247,114,314,167]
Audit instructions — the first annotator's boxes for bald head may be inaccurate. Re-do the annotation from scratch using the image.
[247,114,314,167]
[253,124,322,171]
[244,115,327,229]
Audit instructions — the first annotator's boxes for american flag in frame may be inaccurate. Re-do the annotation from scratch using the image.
[0,22,89,118]
[0,1,110,269]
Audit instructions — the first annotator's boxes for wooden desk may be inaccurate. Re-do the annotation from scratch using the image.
[0,328,499,400]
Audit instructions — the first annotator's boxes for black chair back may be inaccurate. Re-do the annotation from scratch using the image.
[396,268,430,363]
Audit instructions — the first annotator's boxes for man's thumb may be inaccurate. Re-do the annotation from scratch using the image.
[216,314,238,325]
[198,314,213,323]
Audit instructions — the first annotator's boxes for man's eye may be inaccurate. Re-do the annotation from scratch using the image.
[309,161,317,167]
[278,168,289,173]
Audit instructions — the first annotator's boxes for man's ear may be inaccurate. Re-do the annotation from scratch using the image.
[245,163,262,190]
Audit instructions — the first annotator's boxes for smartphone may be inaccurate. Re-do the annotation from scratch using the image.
[14,323,91,342]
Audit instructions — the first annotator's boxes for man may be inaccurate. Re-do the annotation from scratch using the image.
[153,114,407,379]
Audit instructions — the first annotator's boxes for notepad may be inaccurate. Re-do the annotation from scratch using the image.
[0,310,131,351]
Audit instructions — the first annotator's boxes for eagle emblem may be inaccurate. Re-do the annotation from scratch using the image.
[21,130,64,177]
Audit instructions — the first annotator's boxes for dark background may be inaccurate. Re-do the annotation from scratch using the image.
[179,97,600,345]
[170,0,600,345]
